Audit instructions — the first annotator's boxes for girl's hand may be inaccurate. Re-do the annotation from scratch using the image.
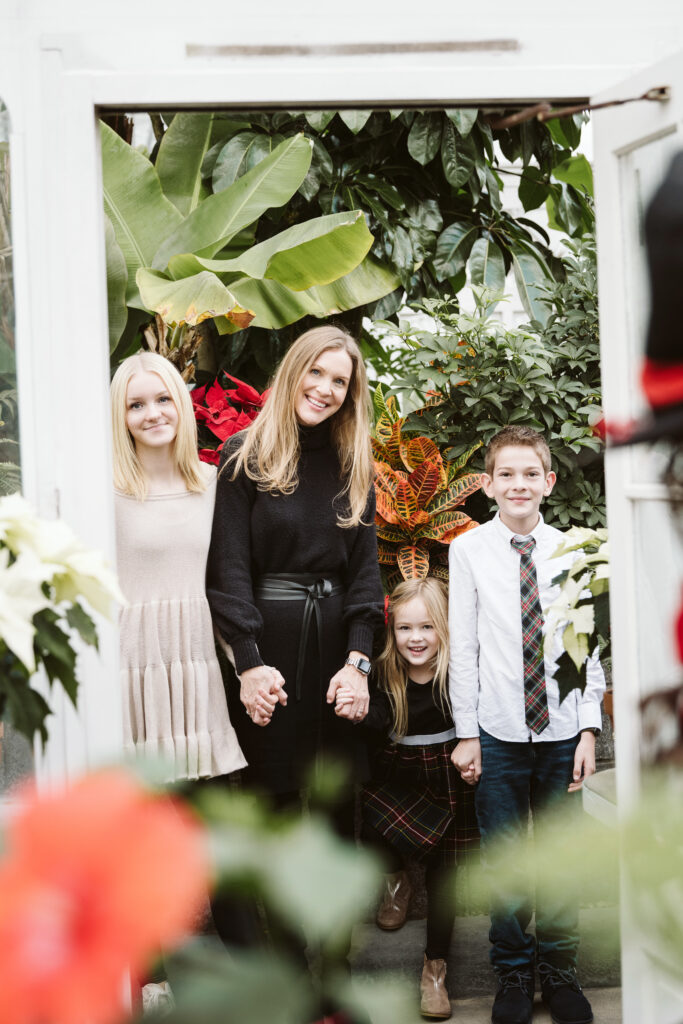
[239,665,287,727]
[334,687,356,719]
[451,738,482,785]
[326,653,369,721]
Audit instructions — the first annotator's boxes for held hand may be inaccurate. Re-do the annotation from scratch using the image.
[326,654,369,721]
[451,737,482,785]
[240,665,287,727]
[568,731,596,792]
[334,686,356,719]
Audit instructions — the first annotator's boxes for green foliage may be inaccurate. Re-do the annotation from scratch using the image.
[0,600,99,746]
[155,773,417,1024]
[179,106,589,387]
[376,232,604,529]
[102,118,398,377]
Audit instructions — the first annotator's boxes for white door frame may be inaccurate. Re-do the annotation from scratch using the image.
[593,50,683,1024]
[0,16,682,1013]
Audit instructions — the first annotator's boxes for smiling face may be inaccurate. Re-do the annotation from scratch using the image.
[481,444,556,534]
[393,595,439,684]
[294,347,353,427]
[125,370,179,453]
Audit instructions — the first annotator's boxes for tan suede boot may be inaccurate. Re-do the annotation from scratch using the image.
[375,870,412,930]
[420,955,452,1020]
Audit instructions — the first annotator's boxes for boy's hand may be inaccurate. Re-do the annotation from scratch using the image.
[568,731,597,792]
[451,738,482,785]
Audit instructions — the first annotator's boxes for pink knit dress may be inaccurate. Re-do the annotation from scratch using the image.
[115,466,245,780]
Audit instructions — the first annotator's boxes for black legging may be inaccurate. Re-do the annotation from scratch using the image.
[361,821,458,961]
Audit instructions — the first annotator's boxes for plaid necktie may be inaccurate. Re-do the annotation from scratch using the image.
[511,536,549,735]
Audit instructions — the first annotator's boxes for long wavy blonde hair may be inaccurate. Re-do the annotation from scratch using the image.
[377,578,451,738]
[111,351,205,500]
[229,324,373,527]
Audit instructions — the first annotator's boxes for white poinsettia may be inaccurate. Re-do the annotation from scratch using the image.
[0,547,51,671]
[546,527,610,673]
[0,493,125,617]
[51,548,125,617]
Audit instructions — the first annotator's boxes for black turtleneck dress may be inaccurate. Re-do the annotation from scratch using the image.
[206,421,384,794]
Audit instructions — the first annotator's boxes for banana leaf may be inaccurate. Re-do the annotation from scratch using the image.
[167,211,373,292]
[100,122,182,307]
[152,134,313,271]
[155,113,213,217]
[216,257,399,332]
[136,269,253,329]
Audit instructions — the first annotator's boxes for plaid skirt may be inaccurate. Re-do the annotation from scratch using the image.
[361,739,480,864]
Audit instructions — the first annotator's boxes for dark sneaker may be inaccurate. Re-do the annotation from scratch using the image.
[491,971,534,1024]
[539,964,593,1024]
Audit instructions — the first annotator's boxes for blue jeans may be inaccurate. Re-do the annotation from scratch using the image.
[475,728,581,975]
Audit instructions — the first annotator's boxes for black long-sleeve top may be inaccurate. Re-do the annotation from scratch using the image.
[207,421,384,675]
[365,678,455,738]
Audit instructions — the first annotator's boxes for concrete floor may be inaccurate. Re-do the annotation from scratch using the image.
[352,908,621,1022]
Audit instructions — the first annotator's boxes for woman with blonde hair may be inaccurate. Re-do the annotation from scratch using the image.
[207,323,384,831]
[111,350,247,781]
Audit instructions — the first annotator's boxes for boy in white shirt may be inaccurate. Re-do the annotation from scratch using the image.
[449,426,604,1024]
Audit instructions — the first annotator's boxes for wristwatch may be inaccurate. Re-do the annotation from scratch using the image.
[346,655,371,676]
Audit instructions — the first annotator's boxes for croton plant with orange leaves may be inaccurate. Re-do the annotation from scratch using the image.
[373,395,482,586]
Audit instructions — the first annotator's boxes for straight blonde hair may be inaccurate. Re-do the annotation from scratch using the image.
[229,325,373,527]
[111,351,205,500]
[377,578,450,738]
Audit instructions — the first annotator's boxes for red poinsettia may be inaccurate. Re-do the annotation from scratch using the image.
[192,373,270,465]
[0,769,209,1024]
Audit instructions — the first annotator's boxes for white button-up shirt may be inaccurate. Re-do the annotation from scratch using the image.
[448,512,605,743]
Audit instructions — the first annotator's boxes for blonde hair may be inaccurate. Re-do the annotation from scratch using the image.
[229,325,373,527]
[485,425,552,476]
[377,578,450,738]
[111,351,205,500]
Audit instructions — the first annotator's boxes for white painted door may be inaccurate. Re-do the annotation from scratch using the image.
[593,50,683,1024]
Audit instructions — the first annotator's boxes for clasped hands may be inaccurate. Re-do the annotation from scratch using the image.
[451,731,597,791]
[239,665,287,726]
[239,653,370,726]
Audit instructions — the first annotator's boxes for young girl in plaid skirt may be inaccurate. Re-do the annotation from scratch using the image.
[337,578,478,1020]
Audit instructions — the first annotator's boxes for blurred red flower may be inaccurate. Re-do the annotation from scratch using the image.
[0,769,209,1024]
[192,373,270,465]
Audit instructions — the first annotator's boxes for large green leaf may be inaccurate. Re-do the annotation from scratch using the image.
[509,240,552,325]
[155,112,213,216]
[217,257,399,331]
[338,110,372,134]
[152,134,313,271]
[441,120,473,189]
[305,110,335,132]
[518,167,551,212]
[468,236,505,291]
[546,114,583,151]
[212,131,263,192]
[100,121,182,306]
[104,215,128,352]
[445,108,478,137]
[407,112,442,166]
[168,211,373,291]
[551,154,594,197]
[136,268,253,328]
[432,222,478,281]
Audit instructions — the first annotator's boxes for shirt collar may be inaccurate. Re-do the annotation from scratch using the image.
[492,510,546,545]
